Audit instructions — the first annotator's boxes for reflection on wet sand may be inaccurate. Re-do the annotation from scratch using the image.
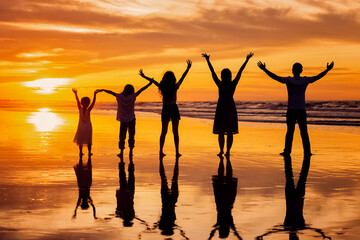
[116,154,135,226]
[209,155,242,240]
[138,155,188,239]
[256,155,332,240]
[72,155,97,219]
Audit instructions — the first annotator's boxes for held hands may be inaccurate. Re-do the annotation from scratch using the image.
[202,53,210,60]
[186,59,192,69]
[327,61,334,71]
[247,52,254,60]
[257,61,266,70]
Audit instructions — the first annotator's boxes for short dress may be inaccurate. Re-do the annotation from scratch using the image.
[74,163,92,189]
[73,108,92,146]
[213,82,238,135]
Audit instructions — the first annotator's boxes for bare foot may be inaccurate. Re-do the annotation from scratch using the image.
[176,152,182,158]
[160,152,166,158]
[217,151,224,157]
[225,152,230,158]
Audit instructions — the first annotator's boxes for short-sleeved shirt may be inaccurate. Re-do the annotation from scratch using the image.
[280,76,315,109]
[116,93,136,122]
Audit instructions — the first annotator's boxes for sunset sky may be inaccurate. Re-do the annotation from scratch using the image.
[0,0,359,103]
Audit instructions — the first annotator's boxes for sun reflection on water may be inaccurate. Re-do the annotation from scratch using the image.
[27,108,64,132]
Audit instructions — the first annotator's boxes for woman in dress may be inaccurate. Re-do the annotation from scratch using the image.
[202,52,253,156]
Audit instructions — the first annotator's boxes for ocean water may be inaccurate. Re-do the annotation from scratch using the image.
[1,100,359,126]
[106,101,359,126]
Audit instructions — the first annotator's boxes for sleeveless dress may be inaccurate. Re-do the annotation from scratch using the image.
[213,82,238,134]
[73,108,92,146]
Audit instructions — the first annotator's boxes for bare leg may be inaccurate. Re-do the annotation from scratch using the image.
[172,119,181,157]
[160,120,169,157]
[225,133,233,157]
[217,155,224,177]
[218,134,224,156]
[79,145,84,156]
[129,147,133,158]
[88,145,92,156]
[225,155,232,178]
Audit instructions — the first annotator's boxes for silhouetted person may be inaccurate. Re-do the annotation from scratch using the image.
[209,155,242,240]
[72,88,99,156]
[203,52,253,157]
[256,155,331,240]
[73,155,96,219]
[139,60,192,157]
[97,81,152,157]
[116,154,135,227]
[257,61,334,156]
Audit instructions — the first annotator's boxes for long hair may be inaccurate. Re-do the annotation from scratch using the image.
[121,84,135,96]
[159,71,176,102]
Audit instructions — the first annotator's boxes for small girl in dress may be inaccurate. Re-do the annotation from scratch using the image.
[73,88,99,156]
[202,52,253,156]
[139,59,192,157]
[97,81,152,157]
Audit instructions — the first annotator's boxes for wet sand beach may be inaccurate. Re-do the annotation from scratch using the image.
[0,107,359,240]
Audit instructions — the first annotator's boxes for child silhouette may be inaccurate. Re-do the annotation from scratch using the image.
[72,88,99,156]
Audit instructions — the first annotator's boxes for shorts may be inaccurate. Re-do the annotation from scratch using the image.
[161,104,180,122]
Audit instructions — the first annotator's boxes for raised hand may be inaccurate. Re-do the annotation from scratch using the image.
[257,61,266,70]
[139,69,145,78]
[72,88,77,94]
[247,52,254,60]
[202,53,210,60]
[327,61,334,71]
[186,59,192,68]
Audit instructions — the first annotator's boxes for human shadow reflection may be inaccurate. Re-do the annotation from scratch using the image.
[209,155,242,240]
[151,155,188,239]
[73,155,96,219]
[256,155,331,240]
[116,153,135,226]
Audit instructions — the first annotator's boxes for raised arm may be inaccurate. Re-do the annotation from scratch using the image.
[139,69,159,87]
[72,197,81,219]
[135,81,152,96]
[177,59,192,87]
[257,61,284,83]
[202,53,221,86]
[89,198,97,219]
[72,88,81,109]
[233,52,254,85]
[311,61,334,82]
[97,89,116,97]
[88,90,99,111]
